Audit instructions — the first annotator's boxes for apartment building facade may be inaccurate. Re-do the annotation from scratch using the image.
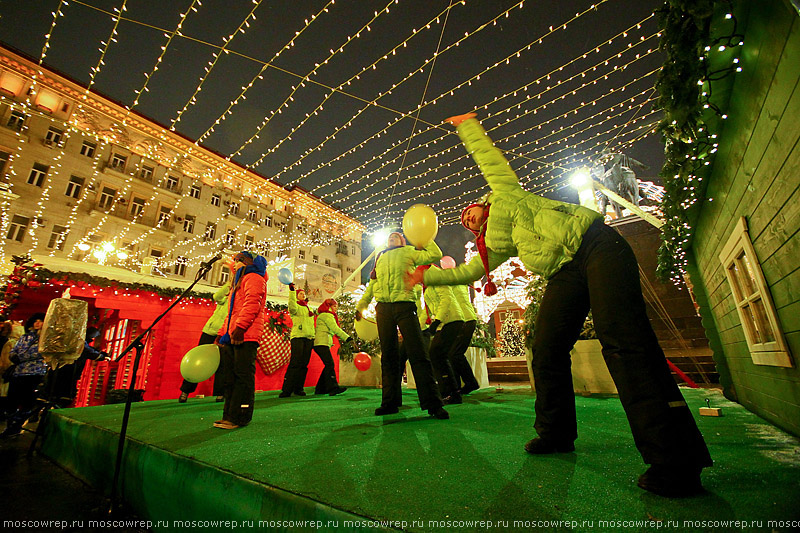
[0,46,364,296]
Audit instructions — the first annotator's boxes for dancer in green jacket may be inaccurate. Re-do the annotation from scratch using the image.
[358,232,448,419]
[279,284,316,398]
[408,113,711,497]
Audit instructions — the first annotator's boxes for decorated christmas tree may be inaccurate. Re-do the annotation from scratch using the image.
[498,314,525,358]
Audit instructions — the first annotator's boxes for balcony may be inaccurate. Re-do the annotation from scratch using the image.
[87,201,175,233]
[88,200,127,219]
[159,182,183,196]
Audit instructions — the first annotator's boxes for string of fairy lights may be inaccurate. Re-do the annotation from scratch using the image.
[170,0,263,131]
[273,0,615,189]
[356,90,660,226]
[338,42,661,217]
[195,0,337,145]
[377,108,661,228]
[228,0,409,163]
[125,0,203,122]
[2,0,672,275]
[293,11,656,203]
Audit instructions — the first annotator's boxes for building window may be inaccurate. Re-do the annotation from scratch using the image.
[110,153,127,171]
[27,163,48,187]
[245,235,254,247]
[719,217,792,367]
[6,215,29,242]
[219,266,231,285]
[211,194,221,207]
[80,141,96,158]
[351,245,356,256]
[45,127,63,146]
[47,225,68,250]
[204,223,216,241]
[312,255,318,264]
[263,243,270,257]
[224,229,236,247]
[264,216,272,227]
[139,165,154,181]
[175,256,187,277]
[247,209,258,222]
[0,150,10,175]
[158,206,172,225]
[7,110,26,131]
[64,175,84,199]
[189,184,201,199]
[298,249,305,260]
[229,203,239,216]
[183,215,195,233]
[98,186,117,209]
[165,175,179,192]
[325,259,331,267]
[130,197,146,218]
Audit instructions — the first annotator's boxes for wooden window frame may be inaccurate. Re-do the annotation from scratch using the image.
[719,217,792,367]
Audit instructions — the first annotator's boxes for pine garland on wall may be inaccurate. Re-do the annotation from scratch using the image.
[654,0,742,283]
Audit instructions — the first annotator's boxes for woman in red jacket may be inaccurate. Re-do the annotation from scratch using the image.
[215,251,267,429]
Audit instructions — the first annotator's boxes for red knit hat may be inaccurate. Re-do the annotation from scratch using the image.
[460,203,497,296]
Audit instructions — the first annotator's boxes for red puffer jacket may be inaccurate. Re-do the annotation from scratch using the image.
[218,272,267,343]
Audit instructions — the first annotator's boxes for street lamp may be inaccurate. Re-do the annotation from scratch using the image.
[570,168,599,212]
[372,228,391,249]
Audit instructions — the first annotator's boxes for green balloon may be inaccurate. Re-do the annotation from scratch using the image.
[180,344,220,383]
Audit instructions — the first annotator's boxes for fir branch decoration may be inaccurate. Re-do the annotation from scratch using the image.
[654,0,740,283]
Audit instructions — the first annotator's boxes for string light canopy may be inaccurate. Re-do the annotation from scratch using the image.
[0,0,672,273]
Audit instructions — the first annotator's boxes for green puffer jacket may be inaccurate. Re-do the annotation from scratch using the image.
[288,289,315,339]
[314,312,350,348]
[424,118,601,288]
[358,240,442,308]
[452,284,477,322]
[202,283,231,335]
[424,280,464,327]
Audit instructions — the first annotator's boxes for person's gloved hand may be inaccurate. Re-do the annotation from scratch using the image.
[429,319,441,332]
[445,112,477,127]
[404,266,426,289]
[214,335,222,346]
[9,354,20,365]
[230,327,245,345]
[288,283,295,291]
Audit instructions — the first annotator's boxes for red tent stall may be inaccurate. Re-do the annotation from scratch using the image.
[2,260,336,406]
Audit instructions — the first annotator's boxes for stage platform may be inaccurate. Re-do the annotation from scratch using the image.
[40,387,800,532]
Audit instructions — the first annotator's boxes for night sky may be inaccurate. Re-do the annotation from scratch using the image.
[0,0,666,263]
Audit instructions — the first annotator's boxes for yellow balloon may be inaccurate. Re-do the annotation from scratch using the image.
[354,317,379,342]
[180,344,221,383]
[402,204,438,248]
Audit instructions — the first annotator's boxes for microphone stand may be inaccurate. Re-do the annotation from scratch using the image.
[109,259,217,515]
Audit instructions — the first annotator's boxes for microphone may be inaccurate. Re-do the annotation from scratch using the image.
[200,254,222,270]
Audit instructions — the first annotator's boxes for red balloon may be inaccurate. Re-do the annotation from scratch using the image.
[354,352,372,372]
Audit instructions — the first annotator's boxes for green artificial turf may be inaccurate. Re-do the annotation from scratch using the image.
[42,386,800,532]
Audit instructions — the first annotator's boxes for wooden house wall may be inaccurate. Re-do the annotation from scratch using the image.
[690,0,800,436]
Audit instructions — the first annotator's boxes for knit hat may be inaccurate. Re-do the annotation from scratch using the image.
[388,232,406,246]
[460,203,497,296]
[317,298,340,325]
